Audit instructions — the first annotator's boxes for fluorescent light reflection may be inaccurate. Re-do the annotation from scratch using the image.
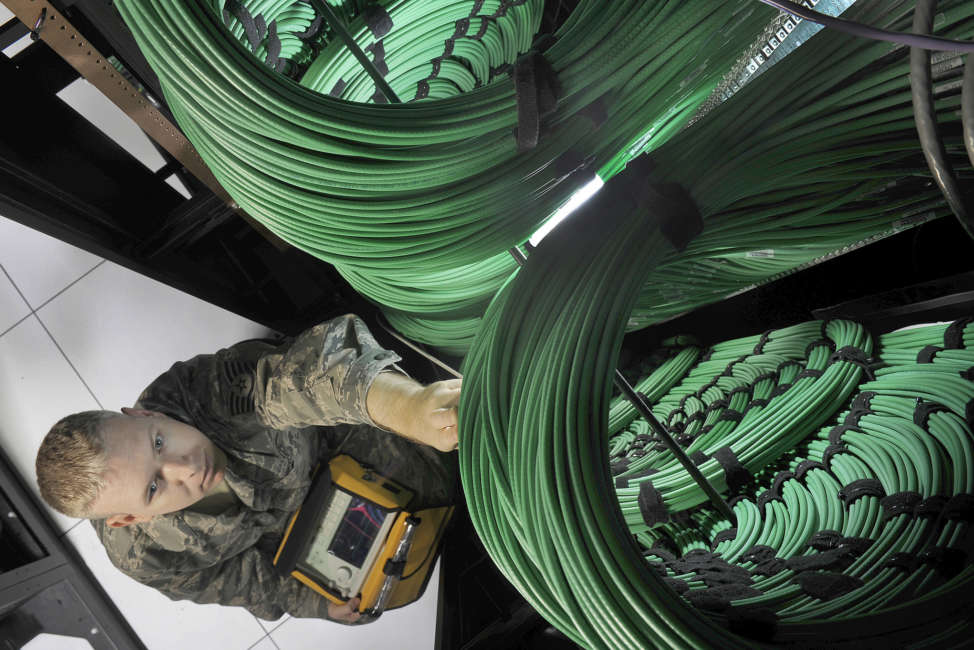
[528,175,604,247]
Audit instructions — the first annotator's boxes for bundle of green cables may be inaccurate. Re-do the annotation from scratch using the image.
[621,319,973,643]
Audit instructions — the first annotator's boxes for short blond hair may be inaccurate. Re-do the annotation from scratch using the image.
[36,411,117,518]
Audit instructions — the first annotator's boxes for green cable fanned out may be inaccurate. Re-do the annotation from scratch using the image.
[114,0,778,348]
[619,320,973,641]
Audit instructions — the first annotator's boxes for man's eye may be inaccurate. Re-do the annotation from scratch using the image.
[148,480,158,501]
[154,435,163,450]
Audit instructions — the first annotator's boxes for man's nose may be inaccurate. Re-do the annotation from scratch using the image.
[161,454,198,482]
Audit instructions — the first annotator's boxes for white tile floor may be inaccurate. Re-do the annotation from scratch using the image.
[0,216,441,649]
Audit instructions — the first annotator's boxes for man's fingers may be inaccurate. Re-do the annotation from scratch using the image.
[431,407,458,430]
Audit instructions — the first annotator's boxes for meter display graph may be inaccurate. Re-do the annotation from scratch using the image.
[328,497,386,568]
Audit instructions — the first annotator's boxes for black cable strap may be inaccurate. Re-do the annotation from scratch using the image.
[804,338,837,359]
[638,480,669,526]
[885,552,921,572]
[850,391,877,412]
[944,493,974,522]
[807,530,843,551]
[383,558,407,577]
[663,577,689,594]
[822,444,849,470]
[610,458,630,475]
[329,79,348,97]
[513,51,559,151]
[796,369,824,380]
[711,527,738,550]
[362,3,393,37]
[944,317,973,349]
[717,409,745,424]
[714,446,752,494]
[795,573,864,601]
[916,494,949,518]
[754,371,779,385]
[914,399,950,430]
[828,423,862,445]
[294,15,324,40]
[920,546,966,578]
[881,491,923,521]
[795,460,826,482]
[726,605,778,642]
[364,40,389,77]
[838,478,886,508]
[470,17,490,40]
[747,398,770,410]
[689,450,710,465]
[917,345,942,363]
[786,548,853,572]
[770,383,793,398]
[224,0,266,51]
[961,367,974,381]
[741,546,777,564]
[829,346,876,379]
[753,330,773,355]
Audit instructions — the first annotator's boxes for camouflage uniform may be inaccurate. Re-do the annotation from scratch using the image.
[93,315,457,623]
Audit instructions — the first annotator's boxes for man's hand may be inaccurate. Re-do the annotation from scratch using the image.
[329,597,362,623]
[367,374,461,452]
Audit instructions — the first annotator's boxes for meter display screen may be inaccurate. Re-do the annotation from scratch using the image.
[327,496,387,568]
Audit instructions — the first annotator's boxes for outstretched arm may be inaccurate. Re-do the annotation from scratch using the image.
[366,373,461,452]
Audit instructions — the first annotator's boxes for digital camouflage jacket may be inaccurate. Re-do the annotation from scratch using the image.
[92,315,457,623]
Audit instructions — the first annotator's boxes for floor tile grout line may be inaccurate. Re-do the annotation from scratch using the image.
[32,260,107,313]
[32,312,105,410]
[0,260,106,337]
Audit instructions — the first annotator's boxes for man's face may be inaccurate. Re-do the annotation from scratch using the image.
[90,409,228,527]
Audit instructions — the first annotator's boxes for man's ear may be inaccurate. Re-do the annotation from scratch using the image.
[106,513,152,528]
[121,407,163,418]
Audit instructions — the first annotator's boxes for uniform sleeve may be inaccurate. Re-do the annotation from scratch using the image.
[254,314,402,430]
[141,545,369,625]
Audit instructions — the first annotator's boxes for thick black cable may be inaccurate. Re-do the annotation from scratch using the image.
[758,0,974,51]
[910,0,974,240]
[963,54,974,168]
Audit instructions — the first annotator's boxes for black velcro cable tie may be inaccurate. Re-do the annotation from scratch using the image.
[916,494,949,518]
[371,89,388,104]
[751,558,787,577]
[770,383,793,398]
[804,338,837,359]
[944,493,974,522]
[442,38,455,57]
[795,460,826,482]
[741,545,777,564]
[881,491,923,521]
[364,40,389,77]
[917,345,942,363]
[651,182,704,253]
[807,530,844,551]
[711,527,738,550]
[676,433,695,447]
[700,348,714,363]
[430,58,442,79]
[850,391,877,413]
[728,386,753,401]
[615,476,629,489]
[828,346,876,380]
[961,367,974,381]
[778,359,804,374]
[663,577,689,595]
[383,558,407,577]
[796,369,824,381]
[914,399,950,430]
[294,15,324,40]
[755,371,779,385]
[470,16,490,40]
[635,434,653,444]
[721,355,750,378]
[726,605,779,642]
[225,0,264,51]
[513,52,559,151]
[638,480,669,527]
[644,546,676,562]
[885,552,921,572]
[944,317,973,349]
[772,471,796,496]
[690,450,710,465]
[757,490,779,514]
[329,78,348,97]
[837,537,874,557]
[822,444,849,470]
[413,80,430,100]
[828,423,862,446]
[717,409,744,424]
[630,449,647,458]
[838,478,886,508]
[747,398,770,411]
[753,330,773,355]
[714,446,752,494]
[263,20,282,70]
[795,572,864,601]
[363,3,393,38]
[728,495,750,508]
[610,458,630,475]
[785,549,853,572]
[451,17,470,39]
[919,546,966,578]
[469,0,486,15]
